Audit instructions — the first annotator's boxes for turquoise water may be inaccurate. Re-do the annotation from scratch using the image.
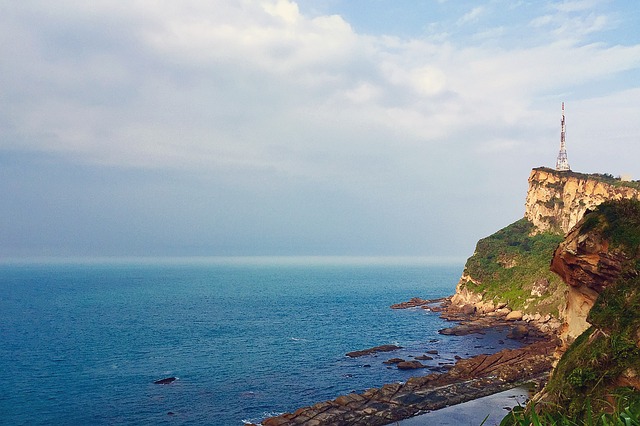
[0,258,517,425]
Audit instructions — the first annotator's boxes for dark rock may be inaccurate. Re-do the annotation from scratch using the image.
[415,355,434,361]
[438,324,486,336]
[426,350,438,355]
[391,297,429,309]
[383,358,405,365]
[461,304,477,315]
[346,344,403,358]
[154,377,176,385]
[397,361,426,370]
[362,364,371,368]
[507,325,529,340]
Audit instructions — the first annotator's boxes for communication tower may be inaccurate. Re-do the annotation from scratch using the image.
[556,102,570,171]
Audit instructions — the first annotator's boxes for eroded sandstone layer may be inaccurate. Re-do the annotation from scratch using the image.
[525,168,640,235]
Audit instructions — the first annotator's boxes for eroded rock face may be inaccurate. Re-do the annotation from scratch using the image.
[550,220,627,344]
[525,168,640,235]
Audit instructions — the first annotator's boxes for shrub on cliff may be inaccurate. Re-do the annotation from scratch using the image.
[460,217,564,315]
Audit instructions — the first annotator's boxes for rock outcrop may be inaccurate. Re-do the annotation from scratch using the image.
[346,345,403,358]
[451,167,640,324]
[525,167,640,235]
[550,217,627,345]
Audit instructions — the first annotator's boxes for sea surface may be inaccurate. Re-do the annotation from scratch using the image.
[0,257,522,425]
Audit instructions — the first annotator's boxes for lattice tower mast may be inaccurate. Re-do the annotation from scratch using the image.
[556,102,570,171]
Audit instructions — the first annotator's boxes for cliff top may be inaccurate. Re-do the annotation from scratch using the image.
[532,166,640,191]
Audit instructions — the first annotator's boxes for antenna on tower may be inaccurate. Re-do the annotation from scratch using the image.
[556,102,570,171]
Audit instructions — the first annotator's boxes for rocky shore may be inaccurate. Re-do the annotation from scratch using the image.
[254,296,559,426]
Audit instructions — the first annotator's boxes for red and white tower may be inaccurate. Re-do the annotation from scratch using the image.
[556,102,570,171]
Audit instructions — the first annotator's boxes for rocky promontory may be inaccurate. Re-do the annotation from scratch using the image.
[452,168,640,334]
[256,170,640,425]
[255,296,558,426]
[258,339,555,426]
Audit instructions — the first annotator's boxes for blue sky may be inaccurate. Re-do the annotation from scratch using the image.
[1,0,640,258]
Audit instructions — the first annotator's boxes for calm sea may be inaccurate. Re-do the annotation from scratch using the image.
[0,257,520,425]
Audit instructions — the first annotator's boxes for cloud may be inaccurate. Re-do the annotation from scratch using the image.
[1,0,640,256]
[457,6,485,26]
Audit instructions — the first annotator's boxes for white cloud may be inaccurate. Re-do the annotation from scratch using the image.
[2,0,640,185]
[457,6,485,26]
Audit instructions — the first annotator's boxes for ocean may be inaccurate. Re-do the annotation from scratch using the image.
[0,257,521,425]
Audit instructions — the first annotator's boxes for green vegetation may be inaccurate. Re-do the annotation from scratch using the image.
[500,391,640,425]
[461,217,565,315]
[580,199,640,260]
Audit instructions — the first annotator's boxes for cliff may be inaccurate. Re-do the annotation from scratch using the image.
[452,168,640,322]
[522,200,640,421]
[525,167,640,235]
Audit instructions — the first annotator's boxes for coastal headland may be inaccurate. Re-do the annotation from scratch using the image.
[256,168,640,425]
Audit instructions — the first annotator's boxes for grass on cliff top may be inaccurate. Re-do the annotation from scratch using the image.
[461,217,565,315]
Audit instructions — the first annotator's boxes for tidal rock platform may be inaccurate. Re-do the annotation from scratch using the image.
[255,339,555,426]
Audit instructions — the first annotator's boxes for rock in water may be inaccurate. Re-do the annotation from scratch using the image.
[397,361,426,370]
[154,377,177,385]
[346,344,402,358]
[507,325,529,340]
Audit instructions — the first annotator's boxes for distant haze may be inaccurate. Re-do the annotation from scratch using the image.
[2,1,640,258]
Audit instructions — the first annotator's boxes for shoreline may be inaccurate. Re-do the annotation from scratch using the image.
[396,385,533,425]
[254,296,559,426]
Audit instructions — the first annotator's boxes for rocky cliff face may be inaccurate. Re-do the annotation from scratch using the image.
[532,200,640,419]
[525,167,640,235]
[452,168,640,319]
[550,214,627,345]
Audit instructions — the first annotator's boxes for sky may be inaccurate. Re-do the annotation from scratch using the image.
[1,0,640,259]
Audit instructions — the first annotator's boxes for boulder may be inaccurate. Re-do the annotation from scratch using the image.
[154,377,177,385]
[461,304,476,315]
[505,310,523,321]
[507,325,529,340]
[383,358,405,365]
[476,301,496,314]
